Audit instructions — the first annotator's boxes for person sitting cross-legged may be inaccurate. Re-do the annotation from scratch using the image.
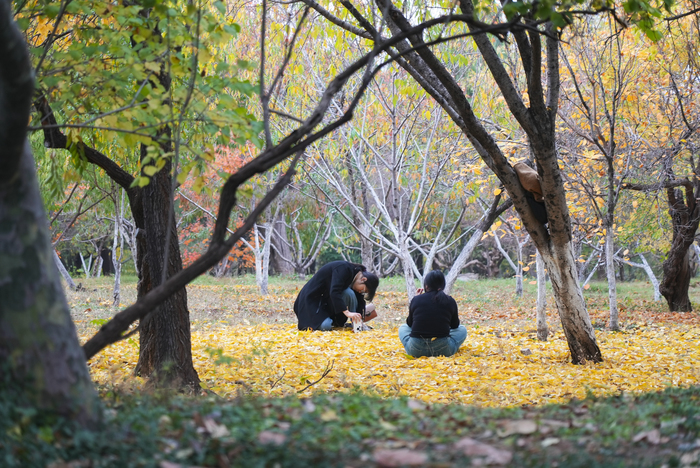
[399,270,467,357]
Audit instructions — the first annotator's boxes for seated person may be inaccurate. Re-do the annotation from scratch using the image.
[294,261,379,331]
[399,270,467,357]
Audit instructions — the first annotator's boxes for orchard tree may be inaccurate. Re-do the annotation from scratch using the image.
[18,0,265,388]
[302,0,611,363]
[557,20,647,330]
[619,9,700,311]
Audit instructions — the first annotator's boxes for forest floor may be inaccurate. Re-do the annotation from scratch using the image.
[13,275,699,467]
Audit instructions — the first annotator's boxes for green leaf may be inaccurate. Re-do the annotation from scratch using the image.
[142,165,158,176]
[131,176,150,188]
[15,17,30,31]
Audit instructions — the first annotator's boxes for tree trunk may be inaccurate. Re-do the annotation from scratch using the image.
[271,214,294,275]
[0,146,101,427]
[0,4,100,425]
[112,188,124,306]
[660,186,699,312]
[639,254,661,302]
[253,222,272,295]
[54,248,77,289]
[514,241,524,298]
[400,242,417,299]
[662,248,692,311]
[536,250,548,341]
[134,156,200,390]
[605,227,619,330]
[540,244,600,363]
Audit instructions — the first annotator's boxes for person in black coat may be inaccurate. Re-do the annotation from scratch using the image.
[294,261,379,331]
[398,270,467,357]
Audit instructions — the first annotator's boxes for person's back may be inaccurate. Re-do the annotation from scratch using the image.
[407,291,458,339]
[398,270,467,357]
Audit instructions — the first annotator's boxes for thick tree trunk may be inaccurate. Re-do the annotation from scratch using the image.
[660,186,699,312]
[0,2,100,425]
[0,149,101,425]
[541,244,600,363]
[271,214,294,275]
[134,160,200,389]
[661,248,692,311]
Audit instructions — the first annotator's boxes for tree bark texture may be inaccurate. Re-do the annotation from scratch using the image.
[0,4,99,424]
[0,145,101,426]
[660,185,699,311]
[536,250,548,341]
[605,227,619,329]
[271,214,294,275]
[133,157,200,389]
[54,248,77,289]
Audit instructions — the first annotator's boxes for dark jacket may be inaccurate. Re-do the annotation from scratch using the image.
[293,261,366,330]
[406,291,459,338]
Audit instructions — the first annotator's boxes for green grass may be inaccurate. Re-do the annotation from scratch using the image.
[2,384,698,467]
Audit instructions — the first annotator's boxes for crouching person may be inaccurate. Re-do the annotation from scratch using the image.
[399,270,467,357]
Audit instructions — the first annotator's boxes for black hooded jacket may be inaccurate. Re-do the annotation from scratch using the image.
[293,261,366,330]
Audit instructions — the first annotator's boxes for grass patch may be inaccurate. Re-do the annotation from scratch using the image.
[2,385,699,467]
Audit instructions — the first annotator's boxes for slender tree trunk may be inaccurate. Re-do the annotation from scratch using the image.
[112,188,124,306]
[639,254,661,301]
[536,250,548,341]
[94,254,103,278]
[605,227,619,330]
[55,249,77,289]
[271,214,294,275]
[253,223,272,295]
[515,241,524,298]
[400,242,417,299]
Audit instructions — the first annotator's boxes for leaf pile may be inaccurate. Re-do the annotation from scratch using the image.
[87,321,700,406]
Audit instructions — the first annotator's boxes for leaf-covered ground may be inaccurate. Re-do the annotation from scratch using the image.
[77,276,700,407]
[88,322,700,407]
[3,276,696,467]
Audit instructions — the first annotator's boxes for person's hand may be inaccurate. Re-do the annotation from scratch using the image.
[416,288,424,295]
[344,310,362,324]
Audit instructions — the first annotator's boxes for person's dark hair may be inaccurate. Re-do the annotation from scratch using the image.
[423,270,449,304]
[361,271,379,302]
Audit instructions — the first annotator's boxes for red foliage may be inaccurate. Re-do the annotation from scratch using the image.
[176,145,256,270]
